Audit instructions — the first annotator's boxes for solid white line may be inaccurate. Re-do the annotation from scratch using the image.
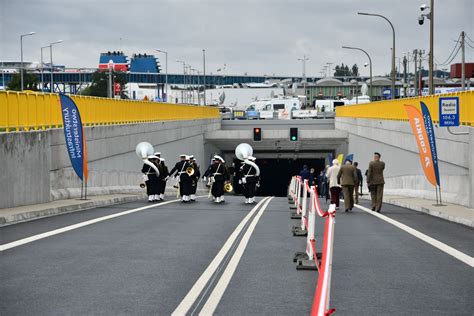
[0,198,183,252]
[199,197,274,315]
[172,197,270,316]
[353,203,474,267]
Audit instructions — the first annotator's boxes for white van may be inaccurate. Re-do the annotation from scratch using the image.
[315,99,345,113]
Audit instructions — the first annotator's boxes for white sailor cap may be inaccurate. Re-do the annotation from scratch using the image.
[160,158,165,162]
[214,155,225,163]
[180,154,187,157]
[148,155,159,159]
[189,155,195,160]
[154,152,161,156]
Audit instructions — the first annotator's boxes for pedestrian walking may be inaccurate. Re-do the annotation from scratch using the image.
[337,159,358,212]
[367,152,385,212]
[317,171,325,198]
[354,161,363,204]
[326,159,341,208]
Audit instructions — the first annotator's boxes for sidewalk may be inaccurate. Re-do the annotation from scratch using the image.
[0,193,145,227]
[362,194,474,228]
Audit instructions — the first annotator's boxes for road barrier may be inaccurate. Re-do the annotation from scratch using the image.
[0,91,220,132]
[289,176,337,316]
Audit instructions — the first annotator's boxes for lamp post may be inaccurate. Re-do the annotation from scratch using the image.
[358,12,396,99]
[20,32,36,91]
[40,45,50,91]
[202,49,206,106]
[418,1,435,95]
[155,49,168,101]
[176,60,185,103]
[342,46,373,100]
[49,40,63,94]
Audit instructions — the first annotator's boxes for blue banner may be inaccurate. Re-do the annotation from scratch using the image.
[59,94,85,181]
[420,102,440,186]
[345,154,354,163]
[328,153,333,165]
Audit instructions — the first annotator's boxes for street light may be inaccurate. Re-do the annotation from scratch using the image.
[40,45,50,91]
[20,32,36,91]
[155,49,168,102]
[358,12,396,100]
[176,60,186,103]
[50,40,63,94]
[418,1,434,95]
[342,46,373,100]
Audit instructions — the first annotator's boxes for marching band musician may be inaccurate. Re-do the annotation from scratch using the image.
[239,156,259,204]
[169,154,192,203]
[142,155,160,202]
[203,155,229,204]
[157,158,169,201]
[189,155,200,202]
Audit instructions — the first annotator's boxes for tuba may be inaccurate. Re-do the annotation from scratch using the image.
[186,166,195,176]
[136,142,159,188]
[235,143,260,176]
[224,182,233,193]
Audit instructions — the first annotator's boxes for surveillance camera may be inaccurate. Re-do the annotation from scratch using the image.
[420,4,428,11]
[364,63,368,67]
[418,15,424,25]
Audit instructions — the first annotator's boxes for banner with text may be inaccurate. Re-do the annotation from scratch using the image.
[404,104,438,187]
[59,94,87,181]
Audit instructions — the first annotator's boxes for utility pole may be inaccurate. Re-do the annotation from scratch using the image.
[419,50,424,96]
[403,56,407,98]
[428,0,434,95]
[413,49,418,96]
[461,31,465,90]
[298,55,309,107]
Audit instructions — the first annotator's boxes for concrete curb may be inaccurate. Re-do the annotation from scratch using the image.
[360,195,473,228]
[0,195,146,227]
[381,198,473,228]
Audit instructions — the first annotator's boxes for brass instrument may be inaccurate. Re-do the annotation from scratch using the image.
[224,182,233,193]
[186,166,195,176]
[235,143,260,176]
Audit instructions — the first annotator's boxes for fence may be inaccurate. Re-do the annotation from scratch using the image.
[335,90,473,126]
[289,176,337,316]
[0,91,220,132]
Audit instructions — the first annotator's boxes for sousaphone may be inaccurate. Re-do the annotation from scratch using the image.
[136,142,160,188]
[235,143,260,176]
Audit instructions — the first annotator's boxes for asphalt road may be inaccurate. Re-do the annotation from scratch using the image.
[1,195,472,315]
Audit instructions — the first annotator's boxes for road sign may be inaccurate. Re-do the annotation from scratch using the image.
[439,97,459,127]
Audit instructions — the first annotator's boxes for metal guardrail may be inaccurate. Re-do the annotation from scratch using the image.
[0,91,220,132]
[335,90,473,126]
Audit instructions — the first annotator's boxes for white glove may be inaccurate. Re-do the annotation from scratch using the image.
[238,179,242,184]
[164,176,169,181]
[203,176,207,182]
[241,177,247,184]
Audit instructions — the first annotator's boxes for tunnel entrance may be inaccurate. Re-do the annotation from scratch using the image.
[232,158,326,197]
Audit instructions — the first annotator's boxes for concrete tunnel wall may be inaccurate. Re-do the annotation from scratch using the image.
[336,117,473,208]
[0,119,220,209]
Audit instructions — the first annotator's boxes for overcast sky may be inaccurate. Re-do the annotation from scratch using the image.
[1,0,473,77]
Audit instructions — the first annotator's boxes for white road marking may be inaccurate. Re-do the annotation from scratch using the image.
[172,197,270,316]
[353,202,474,267]
[199,197,274,315]
[0,198,185,252]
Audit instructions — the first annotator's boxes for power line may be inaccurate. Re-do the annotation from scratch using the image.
[465,33,474,44]
[466,41,474,49]
[436,33,462,66]
[438,44,461,66]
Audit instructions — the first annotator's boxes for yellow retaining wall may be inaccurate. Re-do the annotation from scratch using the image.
[0,91,220,132]
[336,90,473,126]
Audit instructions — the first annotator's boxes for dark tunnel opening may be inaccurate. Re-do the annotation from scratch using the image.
[232,158,326,197]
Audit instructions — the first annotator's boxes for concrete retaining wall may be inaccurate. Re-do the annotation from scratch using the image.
[0,119,220,208]
[336,117,473,207]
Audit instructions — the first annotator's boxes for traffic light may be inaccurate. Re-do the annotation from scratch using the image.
[253,127,262,141]
[290,127,298,141]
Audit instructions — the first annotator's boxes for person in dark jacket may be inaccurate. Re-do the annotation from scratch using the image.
[203,155,229,204]
[169,154,192,202]
[239,156,259,204]
[354,161,363,204]
[157,158,169,201]
[142,155,160,202]
[189,155,200,202]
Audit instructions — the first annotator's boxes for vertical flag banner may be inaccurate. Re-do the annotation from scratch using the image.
[345,154,354,163]
[59,94,87,181]
[420,102,440,186]
[328,153,333,166]
[404,104,437,187]
[337,153,343,166]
